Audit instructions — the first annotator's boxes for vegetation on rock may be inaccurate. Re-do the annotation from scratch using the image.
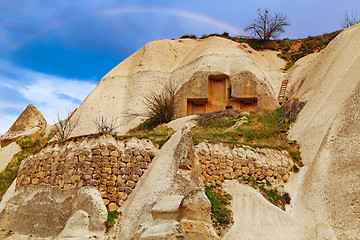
[121,124,175,148]
[240,176,291,210]
[205,186,233,236]
[106,210,121,230]
[0,132,50,199]
[141,81,176,130]
[94,116,121,134]
[245,9,290,41]
[192,107,303,167]
[182,30,341,71]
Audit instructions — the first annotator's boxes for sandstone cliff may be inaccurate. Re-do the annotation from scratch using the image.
[0,24,359,240]
[69,37,285,137]
[285,23,360,239]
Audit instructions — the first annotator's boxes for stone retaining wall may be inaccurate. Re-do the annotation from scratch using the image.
[15,135,295,211]
[16,135,157,211]
[195,142,295,191]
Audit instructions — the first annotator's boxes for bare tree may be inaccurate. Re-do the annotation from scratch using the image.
[93,116,120,134]
[55,110,79,140]
[142,81,176,129]
[245,9,290,41]
[340,10,360,29]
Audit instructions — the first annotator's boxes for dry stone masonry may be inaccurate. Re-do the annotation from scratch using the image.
[16,135,157,211]
[196,142,295,192]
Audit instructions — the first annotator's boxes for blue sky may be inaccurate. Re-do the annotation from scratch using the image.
[1,0,359,135]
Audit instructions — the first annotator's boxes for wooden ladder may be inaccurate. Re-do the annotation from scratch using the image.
[278,79,289,103]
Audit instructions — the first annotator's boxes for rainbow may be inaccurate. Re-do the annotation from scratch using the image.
[97,6,246,35]
[13,6,247,49]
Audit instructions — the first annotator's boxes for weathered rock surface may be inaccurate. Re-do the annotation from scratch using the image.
[69,37,284,137]
[222,180,311,240]
[0,142,20,172]
[0,185,107,239]
[0,179,16,213]
[115,125,218,240]
[0,104,47,147]
[285,23,360,239]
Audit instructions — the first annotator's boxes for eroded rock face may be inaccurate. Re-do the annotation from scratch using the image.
[0,104,47,148]
[69,37,284,137]
[116,125,218,240]
[0,142,21,172]
[0,185,107,239]
[286,24,360,238]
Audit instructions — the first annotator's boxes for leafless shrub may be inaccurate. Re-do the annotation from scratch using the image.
[141,81,176,130]
[55,110,79,141]
[245,8,290,41]
[196,109,241,124]
[94,116,120,134]
[340,9,360,29]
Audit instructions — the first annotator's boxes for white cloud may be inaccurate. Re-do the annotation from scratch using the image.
[0,58,96,136]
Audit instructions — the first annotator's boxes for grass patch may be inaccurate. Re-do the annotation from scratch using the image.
[240,176,290,210]
[187,30,341,71]
[106,210,121,230]
[0,132,51,199]
[192,108,303,166]
[205,186,233,236]
[118,124,175,148]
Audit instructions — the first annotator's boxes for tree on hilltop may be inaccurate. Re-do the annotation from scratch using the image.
[245,9,290,41]
[340,9,360,29]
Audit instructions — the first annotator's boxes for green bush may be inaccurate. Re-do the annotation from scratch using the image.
[0,133,50,199]
[106,210,121,230]
[142,82,176,130]
[205,186,232,235]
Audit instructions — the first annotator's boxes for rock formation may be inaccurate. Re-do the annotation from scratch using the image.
[69,37,285,137]
[0,142,20,172]
[115,125,218,240]
[0,24,359,239]
[285,23,360,239]
[0,104,47,148]
[0,185,107,239]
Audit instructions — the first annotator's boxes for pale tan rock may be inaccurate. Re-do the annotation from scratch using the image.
[116,125,214,240]
[242,167,250,175]
[68,37,284,137]
[108,202,118,212]
[0,142,21,172]
[0,104,48,147]
[285,24,360,239]
[151,195,183,221]
[179,219,219,240]
[57,209,105,239]
[222,180,310,240]
[0,185,107,239]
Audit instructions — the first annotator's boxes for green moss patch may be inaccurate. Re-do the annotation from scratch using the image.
[106,210,121,230]
[0,132,51,199]
[240,176,291,210]
[205,186,233,236]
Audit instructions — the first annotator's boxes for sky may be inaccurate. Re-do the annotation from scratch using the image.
[1,0,360,136]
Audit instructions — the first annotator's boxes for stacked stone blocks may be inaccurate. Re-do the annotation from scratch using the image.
[16,136,157,211]
[195,142,294,190]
